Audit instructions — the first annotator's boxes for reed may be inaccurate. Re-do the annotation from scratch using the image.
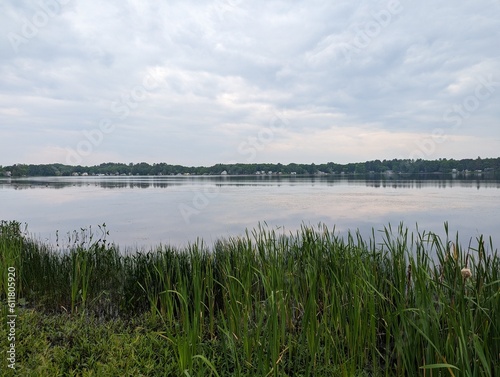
[0,220,498,376]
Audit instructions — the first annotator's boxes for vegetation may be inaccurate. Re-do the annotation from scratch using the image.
[1,156,499,177]
[1,220,499,376]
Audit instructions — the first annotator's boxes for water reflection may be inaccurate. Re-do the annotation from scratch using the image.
[1,175,499,190]
[1,175,499,248]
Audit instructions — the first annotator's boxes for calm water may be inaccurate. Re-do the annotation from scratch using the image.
[1,175,499,250]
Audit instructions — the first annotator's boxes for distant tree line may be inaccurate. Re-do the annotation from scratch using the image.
[1,157,499,177]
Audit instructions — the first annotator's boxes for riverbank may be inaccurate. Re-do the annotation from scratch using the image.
[1,221,499,376]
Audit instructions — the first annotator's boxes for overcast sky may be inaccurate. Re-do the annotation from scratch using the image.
[1,0,499,167]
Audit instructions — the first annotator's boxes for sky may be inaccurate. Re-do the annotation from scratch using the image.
[1,0,500,167]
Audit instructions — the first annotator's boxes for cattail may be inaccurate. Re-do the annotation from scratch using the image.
[461,267,472,279]
[447,241,458,262]
[405,264,412,302]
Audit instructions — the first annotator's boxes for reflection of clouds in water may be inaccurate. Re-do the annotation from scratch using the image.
[3,185,116,205]
[185,184,498,248]
[2,177,499,248]
[238,187,482,222]
[208,185,500,249]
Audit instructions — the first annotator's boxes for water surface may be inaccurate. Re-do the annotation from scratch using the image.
[1,175,499,249]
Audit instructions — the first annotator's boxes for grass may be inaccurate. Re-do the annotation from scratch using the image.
[1,220,499,376]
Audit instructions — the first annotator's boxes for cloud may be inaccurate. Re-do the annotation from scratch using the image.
[1,0,499,166]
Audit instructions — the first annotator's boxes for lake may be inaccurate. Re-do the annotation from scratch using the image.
[1,174,499,250]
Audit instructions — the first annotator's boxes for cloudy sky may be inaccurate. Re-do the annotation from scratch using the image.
[1,0,499,167]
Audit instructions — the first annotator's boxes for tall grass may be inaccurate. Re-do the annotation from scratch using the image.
[1,220,499,376]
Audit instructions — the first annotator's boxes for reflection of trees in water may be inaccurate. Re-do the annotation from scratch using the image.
[1,175,500,190]
[363,180,500,189]
[2,181,176,190]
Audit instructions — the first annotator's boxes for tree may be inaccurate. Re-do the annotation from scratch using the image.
[11,164,29,177]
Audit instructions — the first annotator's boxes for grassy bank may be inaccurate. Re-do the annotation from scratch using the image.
[1,221,499,376]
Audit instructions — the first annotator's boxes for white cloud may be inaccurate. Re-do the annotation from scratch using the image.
[1,0,499,166]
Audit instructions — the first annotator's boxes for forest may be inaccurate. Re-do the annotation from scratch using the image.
[1,157,499,177]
